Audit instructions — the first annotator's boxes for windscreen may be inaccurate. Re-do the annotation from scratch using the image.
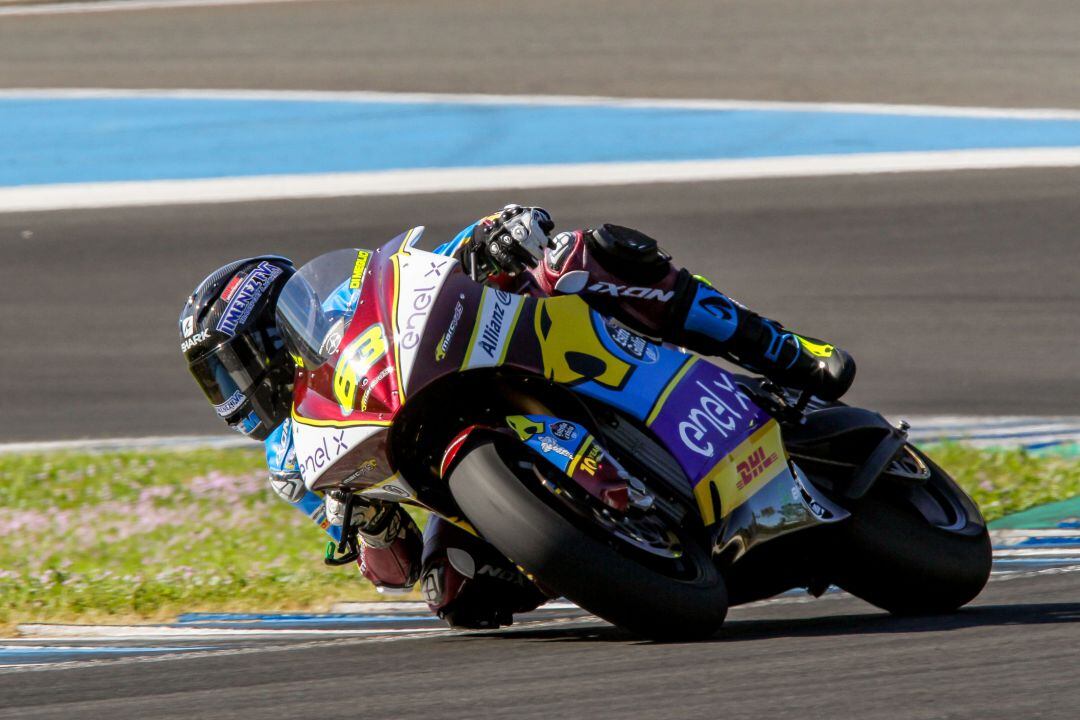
[275,248,371,369]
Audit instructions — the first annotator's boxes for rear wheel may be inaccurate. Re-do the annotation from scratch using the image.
[827,447,992,615]
[449,441,728,640]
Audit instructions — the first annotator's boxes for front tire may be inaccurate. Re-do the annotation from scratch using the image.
[449,441,728,640]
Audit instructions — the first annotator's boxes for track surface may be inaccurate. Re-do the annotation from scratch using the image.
[1,0,1079,108]
[2,169,1078,439]
[3,570,1080,719]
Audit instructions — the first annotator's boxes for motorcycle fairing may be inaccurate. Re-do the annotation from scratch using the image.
[506,297,842,542]
[290,229,468,489]
[505,414,631,512]
[520,296,772,499]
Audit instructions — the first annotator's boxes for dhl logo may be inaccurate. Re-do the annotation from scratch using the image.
[736,446,779,489]
[692,419,788,525]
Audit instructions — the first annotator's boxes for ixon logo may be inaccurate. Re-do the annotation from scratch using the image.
[587,282,674,302]
[736,446,779,489]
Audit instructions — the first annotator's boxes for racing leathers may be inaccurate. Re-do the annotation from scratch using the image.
[265,206,856,629]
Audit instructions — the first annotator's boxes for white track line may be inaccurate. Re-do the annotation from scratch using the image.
[5,148,1080,214]
[4,87,1080,120]
[0,0,326,18]
[0,434,247,455]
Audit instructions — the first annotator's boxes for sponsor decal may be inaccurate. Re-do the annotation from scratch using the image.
[333,324,388,415]
[538,435,575,460]
[604,322,658,363]
[299,428,349,479]
[359,365,394,412]
[398,258,448,351]
[678,377,754,458]
[180,329,211,353]
[736,445,780,489]
[479,290,513,359]
[691,420,787,525]
[217,261,283,336]
[342,458,379,485]
[587,281,673,302]
[578,443,603,476]
[349,250,372,291]
[435,298,465,362]
[465,288,523,368]
[220,274,243,303]
[181,315,194,338]
[213,389,245,417]
[550,421,578,441]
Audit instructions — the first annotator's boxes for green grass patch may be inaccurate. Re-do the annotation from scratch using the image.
[925,443,1080,522]
[0,444,1077,630]
[0,448,423,632]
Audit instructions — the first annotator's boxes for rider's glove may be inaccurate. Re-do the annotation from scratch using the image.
[463,204,554,280]
[325,492,406,548]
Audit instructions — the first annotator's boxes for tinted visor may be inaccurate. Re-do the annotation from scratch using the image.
[187,332,270,415]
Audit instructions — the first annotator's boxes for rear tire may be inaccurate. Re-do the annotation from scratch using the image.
[827,451,992,615]
[449,441,728,640]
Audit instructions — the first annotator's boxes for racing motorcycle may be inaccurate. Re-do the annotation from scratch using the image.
[277,229,992,640]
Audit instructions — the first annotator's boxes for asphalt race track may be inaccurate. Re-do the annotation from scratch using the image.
[3,170,1079,440]
[2,0,1079,108]
[1,1,1079,717]
[4,570,1080,719]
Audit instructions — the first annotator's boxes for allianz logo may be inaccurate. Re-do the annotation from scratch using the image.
[478,290,514,359]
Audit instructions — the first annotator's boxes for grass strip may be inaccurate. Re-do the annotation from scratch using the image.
[1,444,1077,630]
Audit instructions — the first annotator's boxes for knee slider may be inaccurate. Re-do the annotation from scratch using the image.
[587,224,672,285]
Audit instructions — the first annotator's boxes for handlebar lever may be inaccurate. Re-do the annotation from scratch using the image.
[323,492,362,566]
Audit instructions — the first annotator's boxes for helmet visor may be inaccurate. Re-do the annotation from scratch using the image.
[187,332,269,414]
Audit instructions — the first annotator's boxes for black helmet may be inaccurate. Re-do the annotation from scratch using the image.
[179,256,296,440]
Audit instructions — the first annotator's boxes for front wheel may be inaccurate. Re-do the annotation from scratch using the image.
[826,447,992,615]
[449,441,728,640]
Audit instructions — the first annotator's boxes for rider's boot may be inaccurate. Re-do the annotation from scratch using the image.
[354,504,424,591]
[419,515,547,629]
[529,224,856,401]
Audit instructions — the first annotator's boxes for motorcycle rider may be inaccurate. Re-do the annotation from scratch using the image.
[179,205,855,629]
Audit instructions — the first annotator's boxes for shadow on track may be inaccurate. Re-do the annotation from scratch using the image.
[718,602,1080,642]
[480,602,1080,645]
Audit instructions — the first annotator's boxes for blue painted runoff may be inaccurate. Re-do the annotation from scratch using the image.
[176,612,433,625]
[4,97,1080,186]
